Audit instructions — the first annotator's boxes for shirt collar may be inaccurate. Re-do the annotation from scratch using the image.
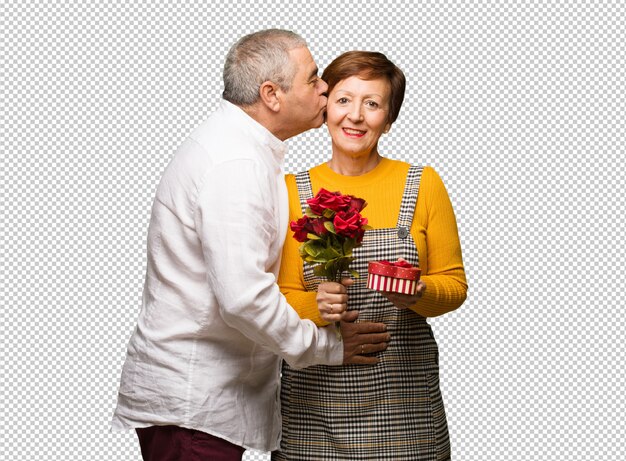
[220,99,288,165]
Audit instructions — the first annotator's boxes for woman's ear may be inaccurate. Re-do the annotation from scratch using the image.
[258,81,280,112]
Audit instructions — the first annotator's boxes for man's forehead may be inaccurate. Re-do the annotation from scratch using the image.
[289,46,315,67]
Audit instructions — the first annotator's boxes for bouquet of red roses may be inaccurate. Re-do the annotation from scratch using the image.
[290,188,371,282]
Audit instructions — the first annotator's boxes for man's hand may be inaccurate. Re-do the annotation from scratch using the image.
[340,310,390,365]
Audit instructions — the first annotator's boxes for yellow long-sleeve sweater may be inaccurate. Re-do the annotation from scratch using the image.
[278,158,467,326]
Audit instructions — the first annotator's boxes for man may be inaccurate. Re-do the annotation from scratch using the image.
[111,29,389,460]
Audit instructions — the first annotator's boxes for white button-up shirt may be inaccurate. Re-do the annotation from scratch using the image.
[111,100,342,451]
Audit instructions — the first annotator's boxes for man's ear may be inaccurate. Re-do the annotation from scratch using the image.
[259,81,281,112]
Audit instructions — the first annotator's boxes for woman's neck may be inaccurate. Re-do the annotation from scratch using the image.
[327,151,382,176]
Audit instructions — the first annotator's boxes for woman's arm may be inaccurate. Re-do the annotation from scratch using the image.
[411,167,468,317]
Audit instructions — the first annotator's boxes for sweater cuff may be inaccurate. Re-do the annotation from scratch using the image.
[299,299,330,327]
[411,275,466,317]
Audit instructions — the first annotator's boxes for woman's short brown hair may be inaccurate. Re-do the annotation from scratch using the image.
[321,51,406,125]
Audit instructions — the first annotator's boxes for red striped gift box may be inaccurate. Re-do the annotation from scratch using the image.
[367,261,421,295]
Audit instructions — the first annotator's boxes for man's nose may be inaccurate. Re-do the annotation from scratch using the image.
[319,79,328,94]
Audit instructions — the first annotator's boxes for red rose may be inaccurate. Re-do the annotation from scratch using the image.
[333,210,367,239]
[306,188,352,215]
[311,218,330,236]
[290,216,313,242]
[347,195,367,212]
[291,216,330,242]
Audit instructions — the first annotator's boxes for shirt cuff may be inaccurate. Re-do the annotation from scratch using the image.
[314,324,343,366]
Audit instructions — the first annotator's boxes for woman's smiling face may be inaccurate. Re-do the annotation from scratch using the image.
[325,75,392,159]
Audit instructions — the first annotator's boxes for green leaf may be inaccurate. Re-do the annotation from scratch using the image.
[349,269,360,278]
[305,208,321,218]
[343,238,357,255]
[306,233,321,240]
[323,209,335,219]
[303,242,323,257]
[319,247,341,261]
[313,265,329,278]
[324,221,336,234]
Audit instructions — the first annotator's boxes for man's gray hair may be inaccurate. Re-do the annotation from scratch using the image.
[222,29,308,106]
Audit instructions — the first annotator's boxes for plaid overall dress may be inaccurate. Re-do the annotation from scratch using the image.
[273,166,451,460]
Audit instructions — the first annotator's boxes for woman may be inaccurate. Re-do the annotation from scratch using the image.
[273,51,468,460]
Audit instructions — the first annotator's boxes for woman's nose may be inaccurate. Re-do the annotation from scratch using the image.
[347,104,364,122]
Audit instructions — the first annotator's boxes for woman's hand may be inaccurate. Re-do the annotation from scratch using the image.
[381,280,426,309]
[316,278,354,323]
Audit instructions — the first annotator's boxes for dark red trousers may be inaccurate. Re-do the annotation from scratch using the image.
[136,425,245,461]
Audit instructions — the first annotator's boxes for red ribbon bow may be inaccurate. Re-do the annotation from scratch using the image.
[378,260,413,268]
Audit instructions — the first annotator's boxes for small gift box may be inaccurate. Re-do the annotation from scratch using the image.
[367,260,421,295]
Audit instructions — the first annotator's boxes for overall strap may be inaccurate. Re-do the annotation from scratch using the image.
[294,171,319,289]
[295,171,314,214]
[396,165,423,236]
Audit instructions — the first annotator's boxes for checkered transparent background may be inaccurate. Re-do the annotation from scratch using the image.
[1,1,624,459]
